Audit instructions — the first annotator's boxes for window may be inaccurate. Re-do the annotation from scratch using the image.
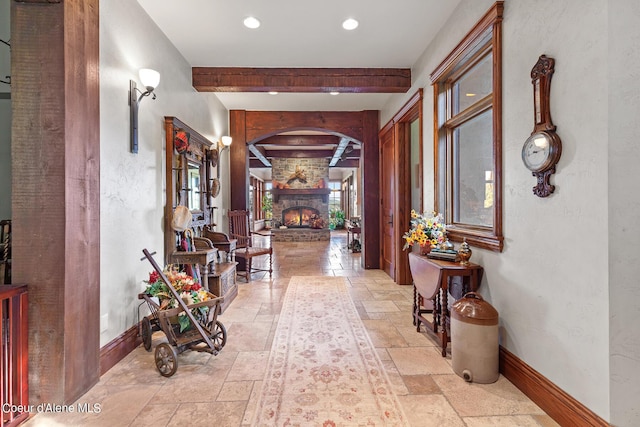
[250,176,264,221]
[430,2,504,252]
[328,180,341,213]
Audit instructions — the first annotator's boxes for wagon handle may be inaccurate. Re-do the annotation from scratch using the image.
[140,251,157,261]
[140,248,216,351]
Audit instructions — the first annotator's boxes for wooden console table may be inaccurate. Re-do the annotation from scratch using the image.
[408,252,483,357]
[169,248,217,291]
[346,224,361,252]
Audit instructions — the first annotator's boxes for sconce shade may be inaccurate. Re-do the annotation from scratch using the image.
[139,68,160,91]
[221,136,233,147]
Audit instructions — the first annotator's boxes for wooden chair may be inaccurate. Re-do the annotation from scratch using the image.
[228,210,272,281]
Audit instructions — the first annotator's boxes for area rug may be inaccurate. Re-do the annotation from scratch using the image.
[252,276,408,426]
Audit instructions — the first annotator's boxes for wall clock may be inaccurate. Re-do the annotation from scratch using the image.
[522,55,562,197]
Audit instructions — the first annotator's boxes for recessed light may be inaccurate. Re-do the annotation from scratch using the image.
[466,93,477,97]
[330,91,340,96]
[342,18,359,30]
[269,91,278,95]
[243,16,261,29]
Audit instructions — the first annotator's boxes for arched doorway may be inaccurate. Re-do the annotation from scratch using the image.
[229,110,380,269]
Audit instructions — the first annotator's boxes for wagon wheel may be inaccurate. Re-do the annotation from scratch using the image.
[207,320,227,350]
[154,343,178,377]
[141,317,152,352]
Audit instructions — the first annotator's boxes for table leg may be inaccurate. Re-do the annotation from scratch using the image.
[440,288,449,357]
[413,286,419,330]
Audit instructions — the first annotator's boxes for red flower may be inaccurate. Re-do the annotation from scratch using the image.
[148,271,160,283]
[183,282,202,292]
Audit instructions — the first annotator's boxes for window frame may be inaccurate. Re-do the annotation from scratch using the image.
[430,2,504,252]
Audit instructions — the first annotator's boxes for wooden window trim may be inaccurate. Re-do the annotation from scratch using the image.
[430,2,504,252]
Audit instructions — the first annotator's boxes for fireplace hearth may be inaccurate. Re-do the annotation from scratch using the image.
[282,206,320,228]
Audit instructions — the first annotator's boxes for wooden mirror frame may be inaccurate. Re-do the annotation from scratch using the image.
[164,117,214,262]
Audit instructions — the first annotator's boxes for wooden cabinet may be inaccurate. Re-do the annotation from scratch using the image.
[408,253,483,356]
[208,262,237,313]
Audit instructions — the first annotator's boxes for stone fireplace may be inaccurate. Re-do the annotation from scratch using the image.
[270,158,331,242]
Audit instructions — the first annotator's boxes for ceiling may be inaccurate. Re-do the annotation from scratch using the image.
[137,0,461,175]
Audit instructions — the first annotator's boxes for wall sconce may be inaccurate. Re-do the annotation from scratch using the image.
[212,136,232,180]
[219,136,233,153]
[129,68,161,154]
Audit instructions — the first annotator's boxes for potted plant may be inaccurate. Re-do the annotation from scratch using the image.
[330,209,346,229]
[262,194,273,228]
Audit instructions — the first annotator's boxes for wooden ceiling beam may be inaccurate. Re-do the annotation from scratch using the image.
[248,144,271,167]
[248,158,360,168]
[193,67,411,93]
[249,149,361,159]
[333,159,360,168]
[257,135,340,146]
[263,149,335,158]
[249,159,271,168]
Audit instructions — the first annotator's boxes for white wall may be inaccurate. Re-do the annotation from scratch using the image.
[383,0,621,422]
[100,0,228,346]
[0,0,11,220]
[608,1,640,425]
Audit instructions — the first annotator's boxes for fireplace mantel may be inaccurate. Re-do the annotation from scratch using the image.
[272,188,331,203]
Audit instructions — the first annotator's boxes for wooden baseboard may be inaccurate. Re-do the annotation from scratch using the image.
[499,346,609,426]
[99,323,141,375]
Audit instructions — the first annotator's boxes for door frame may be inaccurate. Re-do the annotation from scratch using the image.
[379,90,423,284]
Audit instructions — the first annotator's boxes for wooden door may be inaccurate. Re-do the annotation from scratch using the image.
[380,129,395,279]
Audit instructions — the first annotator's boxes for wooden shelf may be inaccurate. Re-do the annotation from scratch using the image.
[271,188,331,203]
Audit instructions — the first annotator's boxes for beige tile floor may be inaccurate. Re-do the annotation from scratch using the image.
[24,232,559,427]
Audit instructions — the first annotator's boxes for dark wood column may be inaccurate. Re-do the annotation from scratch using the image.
[11,0,100,404]
[229,110,249,210]
[361,110,380,269]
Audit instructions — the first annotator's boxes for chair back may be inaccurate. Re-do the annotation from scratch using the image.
[228,210,252,249]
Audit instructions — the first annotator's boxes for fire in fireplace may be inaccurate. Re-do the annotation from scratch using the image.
[282,206,321,228]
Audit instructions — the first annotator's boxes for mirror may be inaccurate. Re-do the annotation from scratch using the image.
[187,162,202,211]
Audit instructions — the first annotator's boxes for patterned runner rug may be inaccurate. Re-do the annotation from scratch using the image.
[252,276,408,426]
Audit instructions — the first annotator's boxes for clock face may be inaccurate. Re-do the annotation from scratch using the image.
[522,132,552,172]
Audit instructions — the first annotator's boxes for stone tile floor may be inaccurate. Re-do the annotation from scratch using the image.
[24,232,560,427]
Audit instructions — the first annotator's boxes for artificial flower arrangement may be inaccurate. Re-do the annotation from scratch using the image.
[144,266,211,333]
[402,209,446,251]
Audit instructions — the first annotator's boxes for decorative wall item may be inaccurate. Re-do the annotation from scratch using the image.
[521,55,562,197]
[174,129,190,154]
[287,165,307,184]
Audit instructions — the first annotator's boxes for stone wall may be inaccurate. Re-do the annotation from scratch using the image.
[272,158,329,189]
[271,158,330,227]
[271,228,331,242]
